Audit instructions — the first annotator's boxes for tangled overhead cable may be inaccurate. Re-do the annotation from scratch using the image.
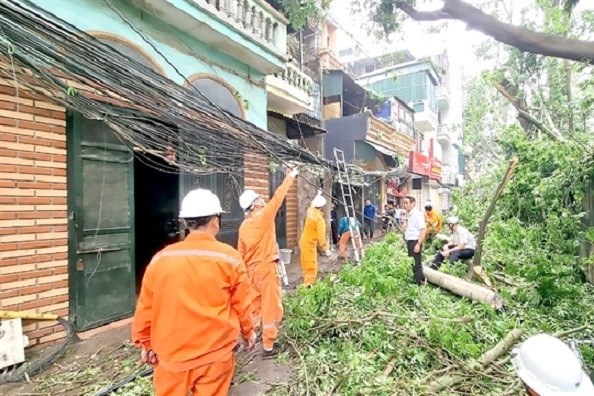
[0,0,338,177]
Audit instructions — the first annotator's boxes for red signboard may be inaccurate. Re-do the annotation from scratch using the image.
[409,151,430,176]
[430,157,442,180]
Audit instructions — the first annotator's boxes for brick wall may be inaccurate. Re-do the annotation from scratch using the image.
[244,152,269,201]
[286,173,298,249]
[0,75,69,349]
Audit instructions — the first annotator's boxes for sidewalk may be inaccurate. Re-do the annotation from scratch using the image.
[0,251,348,395]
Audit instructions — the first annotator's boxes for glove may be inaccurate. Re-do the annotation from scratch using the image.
[289,167,299,177]
[325,250,332,257]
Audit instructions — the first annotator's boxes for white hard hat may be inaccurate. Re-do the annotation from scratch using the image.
[512,334,594,396]
[239,190,260,211]
[311,193,327,208]
[424,200,433,208]
[179,189,224,218]
[446,216,459,225]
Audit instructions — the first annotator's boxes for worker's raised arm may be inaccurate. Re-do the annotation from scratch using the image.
[261,170,297,224]
[132,255,157,350]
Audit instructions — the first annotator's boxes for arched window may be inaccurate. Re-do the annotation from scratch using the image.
[88,31,165,75]
[187,75,245,119]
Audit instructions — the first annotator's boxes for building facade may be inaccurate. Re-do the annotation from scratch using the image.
[349,50,464,211]
[0,0,293,347]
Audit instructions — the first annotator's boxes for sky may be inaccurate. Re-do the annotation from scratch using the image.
[329,0,593,126]
[331,0,593,76]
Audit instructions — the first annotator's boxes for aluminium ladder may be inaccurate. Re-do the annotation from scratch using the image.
[333,148,364,264]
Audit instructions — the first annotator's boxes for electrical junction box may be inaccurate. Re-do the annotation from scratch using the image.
[0,318,29,370]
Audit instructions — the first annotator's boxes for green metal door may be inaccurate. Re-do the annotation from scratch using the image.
[270,167,287,248]
[67,113,135,330]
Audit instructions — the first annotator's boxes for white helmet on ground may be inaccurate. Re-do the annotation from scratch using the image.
[179,189,224,218]
[511,334,594,396]
[311,192,327,208]
[446,216,459,225]
[239,190,260,211]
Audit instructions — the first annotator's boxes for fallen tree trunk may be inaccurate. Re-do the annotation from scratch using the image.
[426,328,522,394]
[423,266,504,310]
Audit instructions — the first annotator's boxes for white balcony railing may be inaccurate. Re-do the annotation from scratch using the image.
[200,0,286,54]
[275,63,313,96]
[319,49,343,70]
[267,62,314,114]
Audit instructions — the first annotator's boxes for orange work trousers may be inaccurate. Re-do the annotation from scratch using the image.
[153,352,234,396]
[338,232,361,258]
[246,261,283,350]
[299,242,318,286]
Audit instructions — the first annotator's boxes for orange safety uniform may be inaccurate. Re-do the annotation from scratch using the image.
[299,207,328,286]
[338,232,362,258]
[132,232,254,396]
[426,210,442,233]
[238,174,295,350]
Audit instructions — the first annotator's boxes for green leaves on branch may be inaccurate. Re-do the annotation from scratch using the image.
[279,0,330,30]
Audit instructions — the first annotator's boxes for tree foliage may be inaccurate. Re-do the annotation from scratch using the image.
[282,0,594,62]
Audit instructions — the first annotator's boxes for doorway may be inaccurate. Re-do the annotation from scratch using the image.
[67,113,136,330]
[134,153,180,290]
[67,113,182,330]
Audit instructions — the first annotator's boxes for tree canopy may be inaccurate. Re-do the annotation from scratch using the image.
[282,0,594,63]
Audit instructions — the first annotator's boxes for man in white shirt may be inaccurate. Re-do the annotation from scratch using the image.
[430,216,476,269]
[403,196,427,285]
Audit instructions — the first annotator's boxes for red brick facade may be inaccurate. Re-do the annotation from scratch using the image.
[0,76,69,348]
[286,179,298,249]
[244,153,270,202]
[0,74,296,350]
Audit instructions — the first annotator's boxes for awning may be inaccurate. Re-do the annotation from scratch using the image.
[269,111,326,139]
[365,140,397,157]
[363,140,398,168]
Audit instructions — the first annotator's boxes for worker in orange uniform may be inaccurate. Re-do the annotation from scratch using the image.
[132,189,255,396]
[424,200,442,237]
[299,191,331,286]
[337,215,362,259]
[238,167,298,357]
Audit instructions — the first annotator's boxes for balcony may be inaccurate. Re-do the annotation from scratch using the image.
[134,0,288,74]
[319,49,343,70]
[267,62,314,115]
[366,113,415,157]
[437,124,452,145]
[437,84,450,109]
[412,100,438,133]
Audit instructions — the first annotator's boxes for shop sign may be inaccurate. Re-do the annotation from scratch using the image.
[409,151,430,176]
[430,158,442,180]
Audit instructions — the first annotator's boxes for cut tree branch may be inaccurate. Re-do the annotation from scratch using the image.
[426,328,522,393]
[493,81,566,142]
[394,0,594,63]
[472,158,519,269]
[517,110,566,142]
